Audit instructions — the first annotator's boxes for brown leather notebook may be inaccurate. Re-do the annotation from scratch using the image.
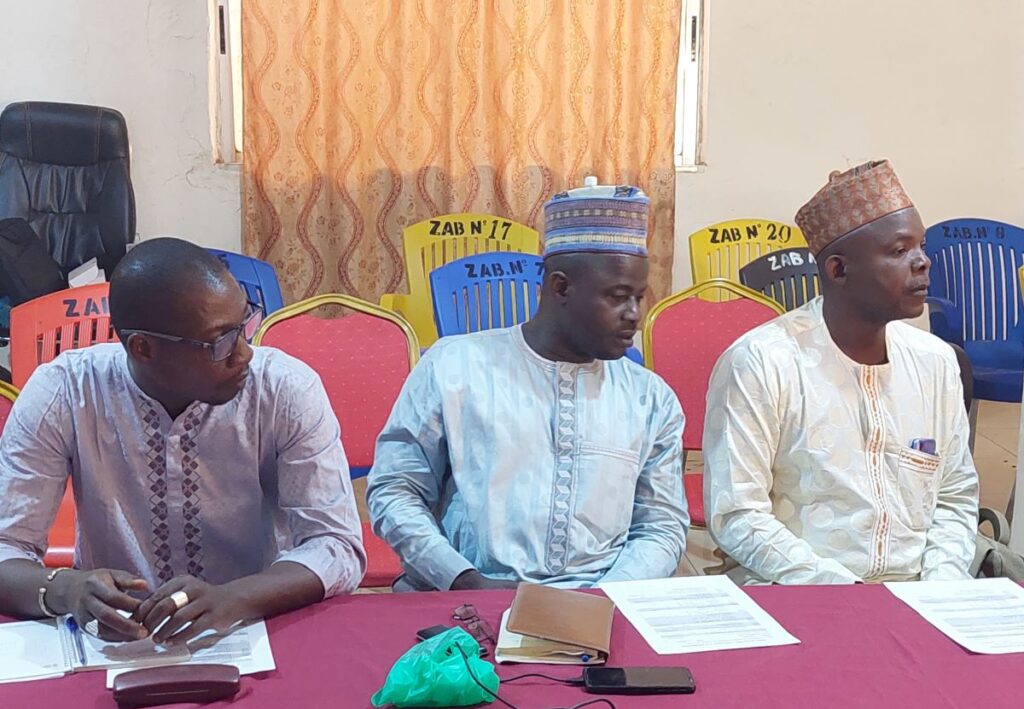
[500,583,614,664]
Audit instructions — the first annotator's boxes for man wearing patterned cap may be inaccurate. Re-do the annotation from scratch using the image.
[704,160,978,584]
[368,180,688,591]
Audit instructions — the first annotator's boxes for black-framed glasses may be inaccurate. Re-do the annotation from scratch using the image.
[452,604,496,650]
[121,304,263,362]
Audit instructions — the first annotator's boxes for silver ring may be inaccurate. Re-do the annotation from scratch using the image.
[170,590,189,610]
[84,619,99,636]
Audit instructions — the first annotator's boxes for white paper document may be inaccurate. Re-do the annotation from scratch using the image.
[0,616,188,684]
[106,620,276,688]
[78,626,188,670]
[599,576,800,655]
[0,619,67,683]
[885,578,1024,654]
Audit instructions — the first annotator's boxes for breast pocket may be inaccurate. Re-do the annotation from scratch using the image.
[896,447,941,531]
[573,443,642,544]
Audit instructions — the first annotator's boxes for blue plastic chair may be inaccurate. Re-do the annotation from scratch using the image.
[208,249,285,315]
[428,251,644,363]
[430,252,543,337]
[925,218,1024,402]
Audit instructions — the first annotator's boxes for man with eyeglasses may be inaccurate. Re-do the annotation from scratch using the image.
[0,238,365,645]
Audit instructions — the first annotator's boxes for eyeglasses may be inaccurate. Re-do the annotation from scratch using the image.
[121,305,264,362]
[452,604,496,653]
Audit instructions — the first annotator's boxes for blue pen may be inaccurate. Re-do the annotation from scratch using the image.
[65,617,87,667]
[581,654,591,663]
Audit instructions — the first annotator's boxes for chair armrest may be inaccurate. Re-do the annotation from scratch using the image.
[979,506,1011,546]
[927,296,964,347]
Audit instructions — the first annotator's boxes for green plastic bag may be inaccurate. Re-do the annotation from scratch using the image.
[371,627,499,707]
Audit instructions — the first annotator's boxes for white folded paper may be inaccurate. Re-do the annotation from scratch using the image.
[600,575,800,655]
[886,578,1024,654]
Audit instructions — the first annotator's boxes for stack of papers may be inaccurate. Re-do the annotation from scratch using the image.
[0,616,188,684]
[106,620,276,687]
[599,576,800,655]
[0,620,69,683]
[0,616,275,685]
[885,578,1024,654]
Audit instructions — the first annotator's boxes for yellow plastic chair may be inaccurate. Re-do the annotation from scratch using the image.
[689,219,807,300]
[380,214,540,346]
[0,380,18,406]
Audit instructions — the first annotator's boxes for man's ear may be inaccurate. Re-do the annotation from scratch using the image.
[548,270,572,304]
[822,253,847,285]
[126,333,155,363]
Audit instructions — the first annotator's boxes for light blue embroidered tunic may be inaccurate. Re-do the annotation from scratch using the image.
[367,325,688,591]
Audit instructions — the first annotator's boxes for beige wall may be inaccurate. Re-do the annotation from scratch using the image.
[0,0,242,252]
[675,0,1024,289]
[6,0,1020,272]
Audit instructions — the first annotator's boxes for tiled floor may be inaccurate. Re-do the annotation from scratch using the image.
[974,401,1020,514]
[353,400,1021,582]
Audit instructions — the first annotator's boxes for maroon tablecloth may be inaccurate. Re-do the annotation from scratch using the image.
[1,584,1021,708]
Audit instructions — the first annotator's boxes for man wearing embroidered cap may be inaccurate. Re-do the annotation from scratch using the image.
[368,179,688,591]
[704,160,978,584]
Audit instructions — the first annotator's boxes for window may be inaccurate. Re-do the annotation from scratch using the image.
[211,0,243,163]
[674,0,708,171]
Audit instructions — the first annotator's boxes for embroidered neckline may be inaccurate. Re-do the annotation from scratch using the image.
[512,324,603,374]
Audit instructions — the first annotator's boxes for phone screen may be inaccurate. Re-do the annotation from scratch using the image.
[585,667,695,692]
[415,625,451,641]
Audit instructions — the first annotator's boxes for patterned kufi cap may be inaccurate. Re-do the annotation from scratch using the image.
[543,176,649,257]
[795,160,914,256]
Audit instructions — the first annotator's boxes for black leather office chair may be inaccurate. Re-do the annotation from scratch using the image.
[0,101,135,276]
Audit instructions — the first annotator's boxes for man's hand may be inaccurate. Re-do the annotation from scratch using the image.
[48,569,149,640]
[132,575,255,646]
[449,570,518,591]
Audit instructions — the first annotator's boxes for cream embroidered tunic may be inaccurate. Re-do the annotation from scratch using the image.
[704,297,978,584]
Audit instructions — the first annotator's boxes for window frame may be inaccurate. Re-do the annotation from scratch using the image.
[210,0,243,164]
[674,0,709,172]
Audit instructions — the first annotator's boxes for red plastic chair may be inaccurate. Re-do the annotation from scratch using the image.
[10,284,116,388]
[254,294,419,588]
[10,285,116,567]
[643,279,785,528]
[0,382,75,567]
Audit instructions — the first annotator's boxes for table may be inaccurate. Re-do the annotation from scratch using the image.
[1,584,1021,708]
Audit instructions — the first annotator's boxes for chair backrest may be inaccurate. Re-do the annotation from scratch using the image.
[429,252,543,337]
[10,283,116,388]
[643,279,784,450]
[253,295,419,476]
[689,219,807,299]
[925,219,1024,344]
[381,214,540,346]
[208,248,285,315]
[739,247,820,311]
[0,381,16,432]
[0,101,135,276]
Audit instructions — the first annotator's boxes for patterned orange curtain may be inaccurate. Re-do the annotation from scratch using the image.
[243,0,680,304]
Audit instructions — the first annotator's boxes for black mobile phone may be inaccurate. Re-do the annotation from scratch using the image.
[415,624,452,642]
[583,666,696,695]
